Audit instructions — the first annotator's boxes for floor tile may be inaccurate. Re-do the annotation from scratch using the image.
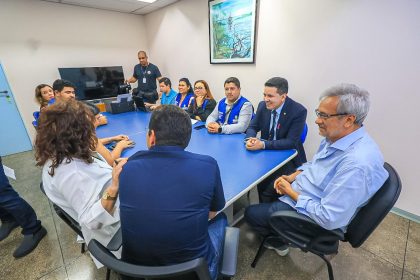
[65,254,120,280]
[38,266,68,280]
[313,243,403,280]
[0,216,64,280]
[51,210,87,265]
[404,221,420,277]
[235,222,325,280]
[361,212,409,268]
[403,271,420,280]
[236,221,404,280]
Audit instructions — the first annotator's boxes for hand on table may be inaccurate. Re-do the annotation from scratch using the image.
[245,137,264,150]
[207,122,221,134]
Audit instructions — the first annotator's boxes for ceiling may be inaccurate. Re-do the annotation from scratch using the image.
[40,0,179,15]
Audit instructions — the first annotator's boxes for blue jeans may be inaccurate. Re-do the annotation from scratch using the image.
[0,157,41,235]
[206,212,228,280]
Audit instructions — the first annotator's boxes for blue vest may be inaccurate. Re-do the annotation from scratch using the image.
[176,93,194,110]
[218,96,250,124]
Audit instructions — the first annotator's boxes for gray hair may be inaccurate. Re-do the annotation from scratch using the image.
[320,83,370,125]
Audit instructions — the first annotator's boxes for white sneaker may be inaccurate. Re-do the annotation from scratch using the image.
[264,242,289,256]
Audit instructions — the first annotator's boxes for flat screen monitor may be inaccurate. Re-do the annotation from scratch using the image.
[58,66,125,101]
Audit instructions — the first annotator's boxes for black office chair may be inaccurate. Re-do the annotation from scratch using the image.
[251,162,402,280]
[39,183,86,253]
[88,226,240,280]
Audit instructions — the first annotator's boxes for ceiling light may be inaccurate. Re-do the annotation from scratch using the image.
[137,0,157,3]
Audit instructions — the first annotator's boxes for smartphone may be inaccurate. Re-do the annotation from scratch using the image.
[194,124,206,130]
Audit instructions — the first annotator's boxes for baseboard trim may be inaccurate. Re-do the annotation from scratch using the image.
[391,207,420,224]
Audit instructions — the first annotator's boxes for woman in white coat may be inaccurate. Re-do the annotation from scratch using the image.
[35,100,126,263]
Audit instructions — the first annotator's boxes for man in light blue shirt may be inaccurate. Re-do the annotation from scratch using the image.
[146,77,177,110]
[245,83,388,257]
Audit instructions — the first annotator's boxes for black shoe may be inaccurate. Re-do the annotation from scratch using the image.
[0,221,19,241]
[13,226,47,258]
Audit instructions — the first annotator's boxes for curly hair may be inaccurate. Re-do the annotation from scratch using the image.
[35,100,98,176]
[34,84,53,109]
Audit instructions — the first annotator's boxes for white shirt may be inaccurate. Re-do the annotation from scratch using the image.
[42,156,120,265]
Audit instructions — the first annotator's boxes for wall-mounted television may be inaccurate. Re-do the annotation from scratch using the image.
[58,66,125,101]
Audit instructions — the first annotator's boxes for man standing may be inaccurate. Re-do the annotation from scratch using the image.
[245,77,307,202]
[0,156,47,258]
[119,105,227,280]
[206,77,253,134]
[245,84,388,256]
[146,77,177,110]
[126,50,162,104]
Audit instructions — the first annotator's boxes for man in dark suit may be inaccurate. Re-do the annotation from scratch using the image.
[245,77,307,202]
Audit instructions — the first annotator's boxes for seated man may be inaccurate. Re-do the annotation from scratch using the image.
[206,77,253,134]
[146,77,177,110]
[119,105,227,280]
[51,79,107,125]
[245,77,307,202]
[245,84,388,256]
[52,79,76,103]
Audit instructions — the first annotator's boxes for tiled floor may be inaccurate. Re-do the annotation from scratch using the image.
[1,151,419,280]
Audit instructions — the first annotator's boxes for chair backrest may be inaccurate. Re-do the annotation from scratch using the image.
[300,123,308,144]
[345,162,402,247]
[39,182,84,238]
[88,239,211,280]
[33,111,40,120]
[32,111,40,128]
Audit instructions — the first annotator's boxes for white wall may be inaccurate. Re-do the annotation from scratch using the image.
[145,0,420,216]
[0,0,148,139]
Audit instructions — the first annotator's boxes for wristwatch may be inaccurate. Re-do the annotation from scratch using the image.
[218,126,222,133]
[102,191,117,201]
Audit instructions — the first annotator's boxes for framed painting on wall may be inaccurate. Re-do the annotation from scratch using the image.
[209,0,258,64]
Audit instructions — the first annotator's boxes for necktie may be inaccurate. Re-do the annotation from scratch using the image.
[268,110,277,141]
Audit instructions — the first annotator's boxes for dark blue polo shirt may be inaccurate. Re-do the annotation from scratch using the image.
[119,145,226,266]
[133,63,161,92]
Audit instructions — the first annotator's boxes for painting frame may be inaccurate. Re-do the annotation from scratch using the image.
[208,0,258,64]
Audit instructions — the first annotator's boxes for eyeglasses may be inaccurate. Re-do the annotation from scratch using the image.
[315,109,348,119]
[194,87,204,90]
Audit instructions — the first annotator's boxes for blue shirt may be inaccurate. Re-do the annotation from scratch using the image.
[161,88,177,105]
[280,126,388,231]
[119,146,226,266]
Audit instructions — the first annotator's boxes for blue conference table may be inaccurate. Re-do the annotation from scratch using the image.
[96,111,297,223]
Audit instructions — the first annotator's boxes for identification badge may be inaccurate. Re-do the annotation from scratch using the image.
[142,77,146,83]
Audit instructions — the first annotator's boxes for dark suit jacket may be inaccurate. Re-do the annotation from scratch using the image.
[246,97,307,169]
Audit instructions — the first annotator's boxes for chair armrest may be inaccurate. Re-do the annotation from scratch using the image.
[270,210,344,239]
[220,226,240,277]
[106,228,122,251]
